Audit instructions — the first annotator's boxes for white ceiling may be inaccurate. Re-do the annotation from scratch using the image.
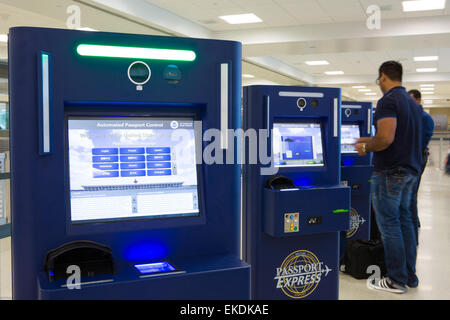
[0,0,449,108]
[144,0,450,31]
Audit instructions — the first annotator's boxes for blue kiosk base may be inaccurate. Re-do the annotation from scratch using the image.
[38,254,250,300]
[341,166,372,241]
[253,232,341,300]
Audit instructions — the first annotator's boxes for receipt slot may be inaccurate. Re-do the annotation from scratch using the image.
[243,85,350,300]
[9,27,249,299]
[340,101,373,242]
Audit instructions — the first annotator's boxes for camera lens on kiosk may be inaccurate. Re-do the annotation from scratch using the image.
[297,98,307,109]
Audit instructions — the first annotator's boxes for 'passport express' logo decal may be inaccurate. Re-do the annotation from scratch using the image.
[274,250,331,299]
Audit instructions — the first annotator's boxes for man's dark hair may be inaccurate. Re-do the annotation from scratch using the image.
[408,89,421,100]
[379,61,403,82]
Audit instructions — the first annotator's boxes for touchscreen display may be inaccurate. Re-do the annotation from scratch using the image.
[273,123,324,167]
[68,117,200,224]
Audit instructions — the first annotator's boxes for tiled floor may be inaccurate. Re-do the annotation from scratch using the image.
[0,235,11,300]
[339,167,450,300]
[1,168,449,300]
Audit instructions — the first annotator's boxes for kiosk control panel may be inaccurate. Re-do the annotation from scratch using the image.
[284,213,300,233]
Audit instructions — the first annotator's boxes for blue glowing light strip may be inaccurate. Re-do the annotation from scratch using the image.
[42,54,50,153]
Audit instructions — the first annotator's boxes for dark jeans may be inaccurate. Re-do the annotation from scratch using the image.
[371,169,419,287]
[410,152,428,245]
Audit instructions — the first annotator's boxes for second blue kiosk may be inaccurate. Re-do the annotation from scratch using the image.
[243,85,351,299]
[340,101,373,242]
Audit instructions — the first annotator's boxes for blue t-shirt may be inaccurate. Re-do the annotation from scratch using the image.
[420,106,434,150]
[373,86,423,175]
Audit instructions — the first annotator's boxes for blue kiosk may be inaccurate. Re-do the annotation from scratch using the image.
[9,27,249,299]
[243,85,351,300]
[340,101,373,241]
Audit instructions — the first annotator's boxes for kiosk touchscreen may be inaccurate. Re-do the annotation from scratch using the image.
[68,118,199,223]
[273,123,324,167]
[9,27,250,300]
[243,85,351,300]
[341,124,360,154]
[340,102,373,243]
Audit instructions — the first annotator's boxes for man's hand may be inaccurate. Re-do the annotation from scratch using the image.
[355,143,367,156]
[353,117,396,156]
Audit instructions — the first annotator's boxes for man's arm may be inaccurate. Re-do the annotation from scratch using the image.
[355,117,397,156]
[423,113,435,149]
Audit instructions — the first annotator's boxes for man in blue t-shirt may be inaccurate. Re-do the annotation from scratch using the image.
[408,89,435,245]
[355,61,423,294]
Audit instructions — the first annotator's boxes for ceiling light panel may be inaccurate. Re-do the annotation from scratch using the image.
[414,56,439,62]
[402,0,446,12]
[219,13,262,24]
[416,68,437,72]
[305,60,329,65]
[324,71,344,75]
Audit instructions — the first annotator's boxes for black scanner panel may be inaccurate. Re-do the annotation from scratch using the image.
[44,241,115,281]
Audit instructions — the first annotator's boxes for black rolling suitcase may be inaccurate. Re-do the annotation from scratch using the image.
[342,205,386,279]
[342,239,387,279]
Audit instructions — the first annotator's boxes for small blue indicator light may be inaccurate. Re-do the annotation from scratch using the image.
[134,261,176,274]
[342,159,356,166]
[293,177,313,186]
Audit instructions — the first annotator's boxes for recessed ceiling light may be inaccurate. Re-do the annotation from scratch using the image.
[422,92,434,95]
[414,56,439,62]
[359,89,371,92]
[402,0,446,12]
[242,74,255,78]
[0,34,7,42]
[416,68,437,72]
[420,84,435,87]
[324,71,344,75]
[352,86,366,89]
[423,99,433,104]
[365,92,377,95]
[421,87,435,91]
[305,60,329,66]
[219,13,262,24]
[78,27,98,32]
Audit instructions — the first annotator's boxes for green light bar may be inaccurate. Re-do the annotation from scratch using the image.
[76,44,196,61]
[333,209,349,214]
